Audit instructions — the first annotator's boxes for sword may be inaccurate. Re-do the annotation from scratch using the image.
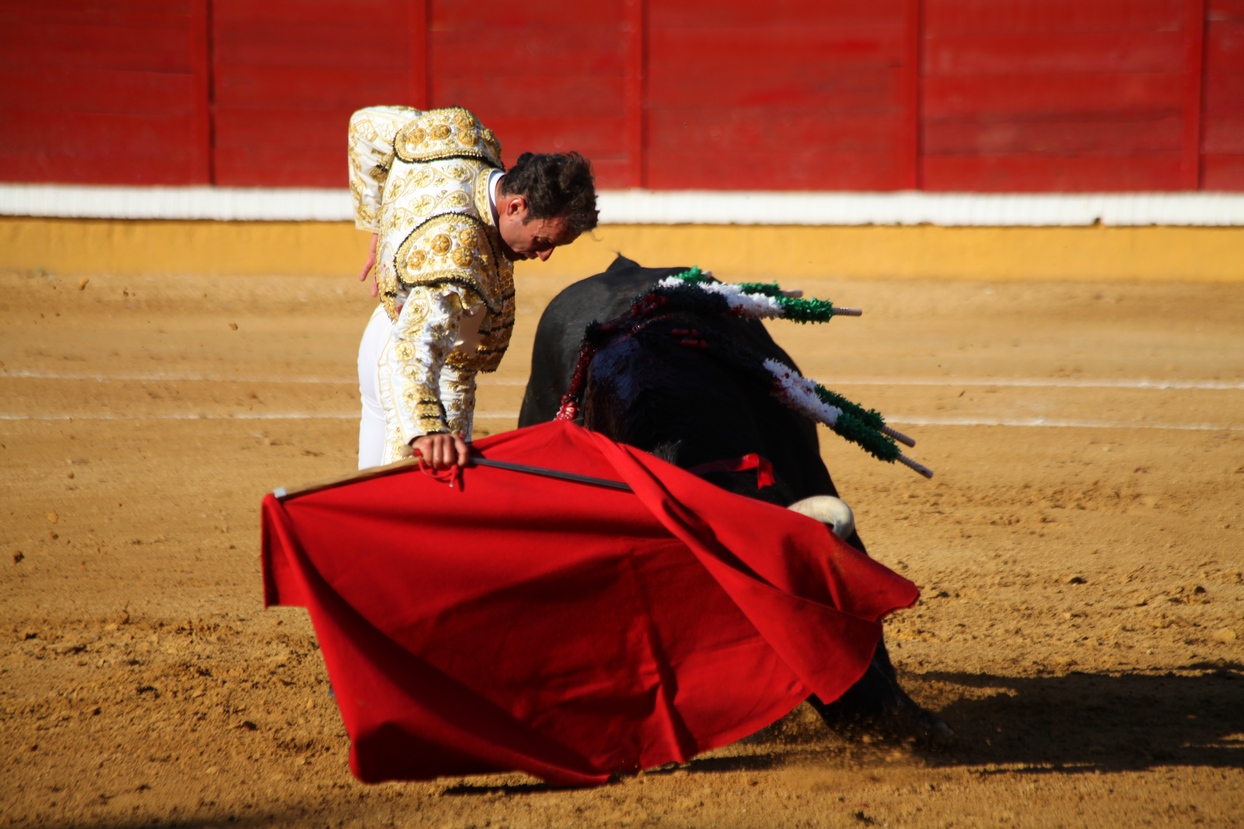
[272,450,631,501]
[470,457,632,492]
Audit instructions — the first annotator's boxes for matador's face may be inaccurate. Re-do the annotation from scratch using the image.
[496,195,579,262]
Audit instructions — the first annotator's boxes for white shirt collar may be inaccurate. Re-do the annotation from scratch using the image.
[488,169,504,225]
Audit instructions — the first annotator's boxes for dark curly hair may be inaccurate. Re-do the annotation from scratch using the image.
[501,151,599,235]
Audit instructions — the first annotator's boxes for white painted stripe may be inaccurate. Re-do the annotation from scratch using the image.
[0,411,519,421]
[834,377,1244,391]
[600,190,1244,227]
[4,184,1244,226]
[0,412,358,421]
[0,184,353,222]
[1,369,529,385]
[5,369,1239,391]
[889,416,1240,431]
[1,412,1236,430]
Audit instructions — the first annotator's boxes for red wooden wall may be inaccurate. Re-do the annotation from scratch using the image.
[0,1,210,184]
[923,0,1203,191]
[1204,0,1244,188]
[1,0,1240,192]
[646,0,917,190]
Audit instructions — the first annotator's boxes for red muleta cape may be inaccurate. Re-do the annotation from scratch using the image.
[261,420,917,787]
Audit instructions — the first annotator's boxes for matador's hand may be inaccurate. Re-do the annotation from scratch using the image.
[359,233,379,298]
[409,432,470,471]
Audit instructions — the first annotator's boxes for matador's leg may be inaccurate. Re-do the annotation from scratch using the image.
[357,305,392,469]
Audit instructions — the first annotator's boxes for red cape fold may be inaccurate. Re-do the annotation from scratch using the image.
[260,420,917,787]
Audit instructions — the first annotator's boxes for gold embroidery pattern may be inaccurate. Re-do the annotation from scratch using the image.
[394,107,503,167]
[442,191,471,210]
[441,369,478,437]
[392,213,513,373]
[348,106,422,231]
[473,167,495,219]
[394,213,503,307]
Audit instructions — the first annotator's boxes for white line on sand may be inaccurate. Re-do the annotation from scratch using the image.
[2,412,1239,431]
[887,416,1241,431]
[836,377,1244,391]
[5,369,1242,391]
[1,369,530,385]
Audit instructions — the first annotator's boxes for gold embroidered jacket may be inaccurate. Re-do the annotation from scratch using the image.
[348,106,515,445]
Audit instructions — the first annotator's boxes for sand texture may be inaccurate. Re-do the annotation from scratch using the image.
[2,269,1242,827]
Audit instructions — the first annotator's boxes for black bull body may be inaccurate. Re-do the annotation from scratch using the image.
[518,255,951,741]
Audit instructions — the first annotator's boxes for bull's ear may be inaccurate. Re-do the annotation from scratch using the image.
[606,253,641,272]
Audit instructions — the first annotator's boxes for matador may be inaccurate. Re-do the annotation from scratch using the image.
[348,105,597,470]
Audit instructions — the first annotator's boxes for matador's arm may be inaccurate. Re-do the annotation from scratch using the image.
[347,105,421,232]
[386,284,475,442]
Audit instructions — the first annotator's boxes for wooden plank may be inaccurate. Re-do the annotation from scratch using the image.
[213,147,344,187]
[649,27,906,70]
[649,0,905,29]
[431,29,627,76]
[433,75,624,118]
[1205,20,1244,67]
[924,0,1188,35]
[0,68,196,113]
[646,148,912,190]
[924,32,1188,75]
[1202,117,1244,152]
[922,153,1187,191]
[212,107,352,151]
[1200,154,1244,188]
[1207,0,1244,19]
[647,66,904,112]
[901,0,921,188]
[1203,69,1244,114]
[0,2,191,27]
[647,110,905,153]
[480,116,629,158]
[0,22,192,71]
[433,0,624,28]
[923,116,1186,154]
[0,109,199,185]
[212,65,408,108]
[211,0,404,24]
[410,0,428,109]
[624,0,645,187]
[190,0,210,184]
[212,21,409,69]
[1182,0,1204,190]
[924,73,1187,117]
[0,151,202,185]
[0,110,196,155]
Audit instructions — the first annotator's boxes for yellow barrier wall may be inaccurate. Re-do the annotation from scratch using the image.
[2,217,1242,282]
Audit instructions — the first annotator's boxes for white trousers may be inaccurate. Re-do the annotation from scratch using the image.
[357,305,391,470]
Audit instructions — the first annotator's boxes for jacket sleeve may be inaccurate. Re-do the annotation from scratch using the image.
[386,284,482,442]
[347,106,421,232]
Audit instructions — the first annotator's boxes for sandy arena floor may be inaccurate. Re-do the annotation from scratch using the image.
[1,266,1242,827]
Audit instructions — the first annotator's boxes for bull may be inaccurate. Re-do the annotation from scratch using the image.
[518,255,952,744]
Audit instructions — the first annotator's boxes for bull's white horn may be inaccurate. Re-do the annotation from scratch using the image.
[787,495,855,540]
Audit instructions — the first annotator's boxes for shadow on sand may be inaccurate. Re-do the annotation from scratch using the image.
[915,661,1244,773]
[68,663,1244,824]
[439,662,1244,792]
[673,661,1244,778]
